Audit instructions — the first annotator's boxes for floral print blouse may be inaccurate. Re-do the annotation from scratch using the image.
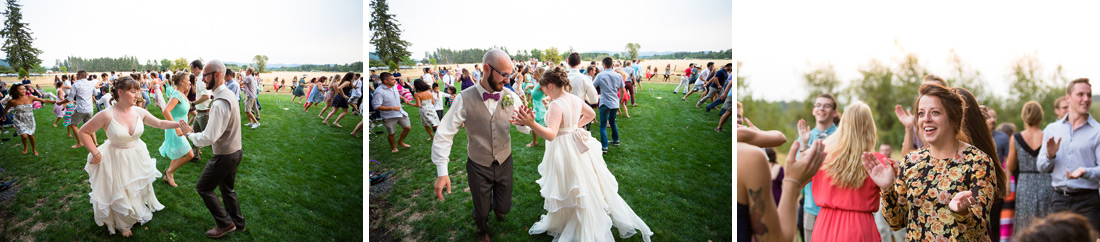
[882,144,995,242]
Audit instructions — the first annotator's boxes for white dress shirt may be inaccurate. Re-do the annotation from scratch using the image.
[567,67,599,104]
[430,83,530,176]
[187,84,240,149]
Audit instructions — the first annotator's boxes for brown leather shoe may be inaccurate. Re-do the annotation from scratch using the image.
[477,232,491,242]
[205,224,236,238]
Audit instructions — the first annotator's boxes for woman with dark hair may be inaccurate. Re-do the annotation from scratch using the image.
[459,68,475,91]
[957,88,1012,241]
[318,74,342,118]
[408,78,438,140]
[52,80,67,127]
[519,67,653,241]
[159,72,194,187]
[1,84,69,155]
[292,76,306,104]
[865,84,1003,241]
[323,73,355,127]
[304,77,326,112]
[78,76,182,237]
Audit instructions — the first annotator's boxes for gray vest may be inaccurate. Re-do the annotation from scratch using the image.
[210,92,242,155]
[461,87,513,167]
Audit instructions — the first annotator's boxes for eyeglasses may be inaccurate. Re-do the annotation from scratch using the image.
[203,71,217,81]
[813,103,834,109]
[486,63,514,80]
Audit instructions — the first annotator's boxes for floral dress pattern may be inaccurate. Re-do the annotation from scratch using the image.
[882,144,997,242]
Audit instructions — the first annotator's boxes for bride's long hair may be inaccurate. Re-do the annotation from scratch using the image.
[824,101,877,189]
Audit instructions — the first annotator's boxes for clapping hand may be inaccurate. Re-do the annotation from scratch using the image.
[1046,137,1062,159]
[894,105,914,128]
[796,119,810,144]
[1068,167,1087,179]
[861,152,898,190]
[511,105,536,127]
[948,190,976,214]
[785,139,828,186]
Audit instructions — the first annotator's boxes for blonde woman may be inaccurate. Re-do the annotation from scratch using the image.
[810,102,883,241]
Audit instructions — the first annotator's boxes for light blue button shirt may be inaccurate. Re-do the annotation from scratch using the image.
[797,124,836,215]
[1037,114,1100,189]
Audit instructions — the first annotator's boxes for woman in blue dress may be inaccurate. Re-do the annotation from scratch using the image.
[291,76,306,104]
[304,76,328,112]
[526,67,548,147]
[159,72,194,187]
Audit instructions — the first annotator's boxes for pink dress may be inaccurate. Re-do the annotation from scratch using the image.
[811,158,883,242]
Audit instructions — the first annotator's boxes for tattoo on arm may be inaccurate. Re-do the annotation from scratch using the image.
[748,187,769,237]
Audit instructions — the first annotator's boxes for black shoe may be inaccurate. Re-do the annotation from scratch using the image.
[612,141,620,146]
[602,148,608,153]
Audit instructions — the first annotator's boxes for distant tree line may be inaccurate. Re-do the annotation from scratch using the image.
[269,62,364,72]
[643,49,731,60]
[55,56,169,72]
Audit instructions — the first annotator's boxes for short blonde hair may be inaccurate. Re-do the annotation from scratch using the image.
[1021,100,1044,127]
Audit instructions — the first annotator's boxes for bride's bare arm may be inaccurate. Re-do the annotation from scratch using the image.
[78,112,111,161]
[139,108,182,130]
[578,101,596,127]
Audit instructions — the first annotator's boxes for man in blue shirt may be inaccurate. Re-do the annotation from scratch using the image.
[704,63,733,112]
[592,57,623,153]
[795,93,839,241]
[1037,78,1100,232]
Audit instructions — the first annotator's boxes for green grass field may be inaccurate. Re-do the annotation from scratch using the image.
[0,87,363,241]
[368,82,733,241]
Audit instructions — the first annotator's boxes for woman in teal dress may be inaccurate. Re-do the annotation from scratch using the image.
[159,72,194,187]
[526,67,548,147]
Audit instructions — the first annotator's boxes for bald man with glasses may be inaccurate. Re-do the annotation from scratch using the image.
[431,49,532,242]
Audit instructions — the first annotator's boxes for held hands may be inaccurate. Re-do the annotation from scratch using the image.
[784,139,828,187]
[509,105,536,127]
[861,152,898,190]
[948,191,976,214]
[1046,137,1062,159]
[434,176,452,200]
[178,120,193,134]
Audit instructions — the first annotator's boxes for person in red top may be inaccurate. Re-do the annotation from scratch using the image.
[811,101,885,241]
[684,65,693,77]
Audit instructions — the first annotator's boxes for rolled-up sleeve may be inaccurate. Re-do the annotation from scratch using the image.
[187,100,229,147]
[1036,131,1056,173]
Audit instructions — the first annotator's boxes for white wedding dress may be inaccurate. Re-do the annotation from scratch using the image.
[528,94,653,242]
[84,107,164,234]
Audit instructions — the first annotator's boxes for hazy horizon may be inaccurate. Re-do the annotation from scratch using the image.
[14,0,363,68]
[734,0,1100,102]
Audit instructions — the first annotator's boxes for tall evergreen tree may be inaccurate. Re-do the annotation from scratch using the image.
[0,0,40,73]
[370,0,411,72]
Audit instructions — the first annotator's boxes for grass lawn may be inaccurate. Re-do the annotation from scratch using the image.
[369,82,733,241]
[0,87,363,241]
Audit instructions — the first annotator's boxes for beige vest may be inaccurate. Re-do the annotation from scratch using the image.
[210,87,242,155]
[461,87,513,167]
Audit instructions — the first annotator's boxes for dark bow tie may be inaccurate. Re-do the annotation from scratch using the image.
[482,92,500,101]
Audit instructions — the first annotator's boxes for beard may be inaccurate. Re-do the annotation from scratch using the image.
[482,74,503,92]
[206,77,217,91]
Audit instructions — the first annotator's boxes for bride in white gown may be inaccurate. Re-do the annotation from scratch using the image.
[513,67,653,242]
[77,76,182,237]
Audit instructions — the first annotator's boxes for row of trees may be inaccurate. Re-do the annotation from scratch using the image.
[738,50,1083,153]
[268,62,363,72]
[55,56,175,72]
[644,49,732,60]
